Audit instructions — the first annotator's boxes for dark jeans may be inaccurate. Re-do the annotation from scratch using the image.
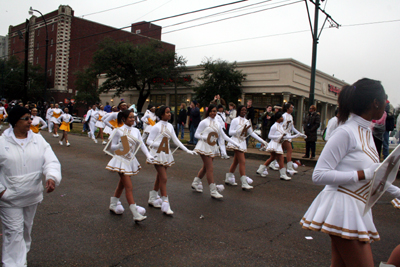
[373,136,383,159]
[189,124,198,144]
[305,141,316,157]
[177,123,185,139]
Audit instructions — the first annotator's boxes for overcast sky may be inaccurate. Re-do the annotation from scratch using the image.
[1,0,400,107]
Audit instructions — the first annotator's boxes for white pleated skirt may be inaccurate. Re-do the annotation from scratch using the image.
[300,189,379,242]
[265,140,283,154]
[146,148,175,167]
[194,140,220,158]
[95,121,105,128]
[227,136,247,152]
[106,156,141,176]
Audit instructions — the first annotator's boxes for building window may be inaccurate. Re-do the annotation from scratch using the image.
[36,57,38,64]
[135,29,141,34]
[49,68,52,76]
[37,42,39,50]
[37,29,40,36]
[50,39,53,46]
[50,54,53,61]
[52,24,54,31]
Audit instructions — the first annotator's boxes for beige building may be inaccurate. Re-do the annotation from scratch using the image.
[100,58,347,130]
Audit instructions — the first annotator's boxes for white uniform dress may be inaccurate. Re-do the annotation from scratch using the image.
[325,116,339,142]
[94,110,107,128]
[227,116,266,152]
[85,109,97,139]
[103,112,122,135]
[141,111,158,134]
[194,117,238,157]
[50,108,63,125]
[265,122,286,154]
[282,112,301,142]
[146,120,190,167]
[30,116,47,134]
[300,114,400,242]
[106,124,152,176]
[46,108,53,132]
[0,106,8,120]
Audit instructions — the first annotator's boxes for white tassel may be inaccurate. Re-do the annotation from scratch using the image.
[154,198,163,207]
[136,205,146,215]
[287,170,296,176]
[198,182,203,190]
[228,177,236,184]
[246,177,253,184]
[216,184,225,192]
[293,163,298,169]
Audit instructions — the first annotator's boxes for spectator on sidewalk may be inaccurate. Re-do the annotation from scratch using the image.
[225,102,237,134]
[302,105,320,159]
[324,109,339,142]
[104,102,112,113]
[188,101,200,145]
[383,97,395,159]
[210,94,226,109]
[260,105,274,141]
[176,103,187,139]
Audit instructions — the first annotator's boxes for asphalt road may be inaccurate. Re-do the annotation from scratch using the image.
[2,132,399,267]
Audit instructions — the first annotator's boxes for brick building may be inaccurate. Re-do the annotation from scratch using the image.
[8,5,174,104]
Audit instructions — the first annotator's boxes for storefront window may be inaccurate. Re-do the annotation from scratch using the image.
[149,94,166,107]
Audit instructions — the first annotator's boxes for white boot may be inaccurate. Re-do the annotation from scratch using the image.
[161,196,174,215]
[279,168,291,181]
[269,160,279,171]
[129,204,147,222]
[148,190,162,208]
[225,173,237,186]
[109,197,124,214]
[210,183,223,199]
[379,262,396,267]
[191,177,203,193]
[287,161,298,174]
[256,164,266,175]
[240,175,253,190]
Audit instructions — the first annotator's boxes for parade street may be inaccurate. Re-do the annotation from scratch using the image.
[3,132,399,267]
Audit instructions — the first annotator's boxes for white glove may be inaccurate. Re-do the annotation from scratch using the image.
[262,141,268,147]
[187,150,198,155]
[363,163,381,180]
[232,141,240,148]
[147,156,155,163]
[301,134,307,139]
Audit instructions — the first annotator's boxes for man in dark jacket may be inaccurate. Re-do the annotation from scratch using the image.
[176,103,187,139]
[302,105,320,159]
[188,101,200,145]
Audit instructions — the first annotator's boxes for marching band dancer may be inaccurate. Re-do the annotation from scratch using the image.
[94,105,107,144]
[85,105,98,143]
[46,103,54,133]
[216,104,229,159]
[226,105,268,189]
[50,103,63,137]
[0,102,8,130]
[57,108,74,147]
[191,104,240,199]
[300,79,400,266]
[106,109,154,222]
[30,108,47,134]
[103,102,128,131]
[146,106,197,215]
[141,105,158,142]
[281,102,306,174]
[256,112,301,181]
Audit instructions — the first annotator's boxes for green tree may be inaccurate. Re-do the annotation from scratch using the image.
[74,68,100,108]
[194,58,246,109]
[0,56,44,101]
[90,39,178,112]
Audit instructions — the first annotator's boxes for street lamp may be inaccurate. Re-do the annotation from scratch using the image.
[29,7,49,103]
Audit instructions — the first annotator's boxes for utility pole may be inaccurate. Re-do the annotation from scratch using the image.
[23,19,29,104]
[305,0,340,107]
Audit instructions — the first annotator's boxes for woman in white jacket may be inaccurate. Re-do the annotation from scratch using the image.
[0,106,61,267]
[146,106,197,215]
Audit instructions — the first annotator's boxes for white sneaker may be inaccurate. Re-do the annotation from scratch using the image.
[148,190,162,208]
[210,183,223,199]
[221,154,230,159]
[59,141,63,146]
[269,160,279,171]
[53,134,57,138]
[240,175,253,190]
[191,177,203,193]
[287,161,298,174]
[279,168,291,181]
[93,138,98,144]
[66,142,70,147]
[225,173,237,186]
[88,132,91,138]
[129,204,146,222]
[102,141,107,145]
[261,169,269,177]
[379,262,396,267]
[256,164,266,175]
[109,197,124,214]
[55,134,59,137]
[161,196,174,215]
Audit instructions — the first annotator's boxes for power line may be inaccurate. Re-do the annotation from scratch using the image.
[133,0,174,22]
[81,0,147,18]
[164,0,303,34]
